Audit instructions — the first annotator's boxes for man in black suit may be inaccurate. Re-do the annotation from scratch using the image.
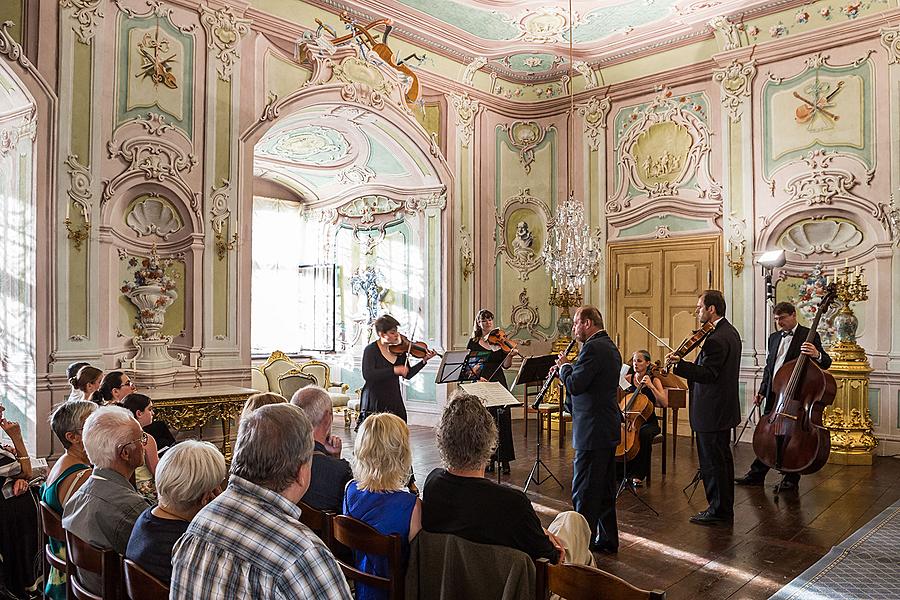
[557,306,622,552]
[735,301,832,491]
[291,386,352,513]
[667,290,742,525]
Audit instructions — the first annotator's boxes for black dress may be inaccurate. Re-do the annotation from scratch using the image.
[0,450,40,597]
[361,340,426,423]
[616,382,661,481]
[466,339,515,463]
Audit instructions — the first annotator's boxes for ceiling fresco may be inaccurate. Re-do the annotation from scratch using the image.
[254,104,440,205]
[312,0,781,82]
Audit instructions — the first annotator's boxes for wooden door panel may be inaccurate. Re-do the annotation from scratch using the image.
[665,247,711,361]
[613,251,661,360]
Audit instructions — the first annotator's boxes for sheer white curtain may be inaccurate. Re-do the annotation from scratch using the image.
[251,197,306,354]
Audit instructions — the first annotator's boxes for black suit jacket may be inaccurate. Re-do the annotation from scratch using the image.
[558,330,622,450]
[300,441,353,514]
[673,318,742,433]
[758,326,832,413]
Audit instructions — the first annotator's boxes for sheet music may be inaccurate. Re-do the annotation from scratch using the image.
[619,363,632,390]
[459,381,521,408]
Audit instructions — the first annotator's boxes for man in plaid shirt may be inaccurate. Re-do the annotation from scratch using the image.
[171,404,351,599]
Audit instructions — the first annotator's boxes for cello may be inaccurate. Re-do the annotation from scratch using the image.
[615,362,661,462]
[752,284,838,476]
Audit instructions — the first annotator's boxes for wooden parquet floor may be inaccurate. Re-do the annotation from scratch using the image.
[332,418,900,600]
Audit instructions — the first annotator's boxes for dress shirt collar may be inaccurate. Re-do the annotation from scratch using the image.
[780,325,798,338]
[228,474,303,521]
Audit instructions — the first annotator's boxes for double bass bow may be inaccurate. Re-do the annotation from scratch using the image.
[752,284,838,477]
[615,361,661,462]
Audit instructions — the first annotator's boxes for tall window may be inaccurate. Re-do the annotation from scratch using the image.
[0,69,36,448]
[251,197,335,354]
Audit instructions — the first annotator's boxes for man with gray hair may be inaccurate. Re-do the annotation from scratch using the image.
[292,386,353,513]
[170,403,351,599]
[62,405,153,594]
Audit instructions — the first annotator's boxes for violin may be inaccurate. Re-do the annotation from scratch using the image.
[662,321,716,374]
[388,335,441,359]
[615,362,660,462]
[483,328,518,353]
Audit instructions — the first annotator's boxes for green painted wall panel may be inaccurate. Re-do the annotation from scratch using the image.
[71,41,92,165]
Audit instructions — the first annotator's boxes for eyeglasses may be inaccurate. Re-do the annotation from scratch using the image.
[117,431,148,452]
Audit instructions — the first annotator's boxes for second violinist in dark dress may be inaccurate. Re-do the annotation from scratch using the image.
[466,309,517,474]
[618,350,668,487]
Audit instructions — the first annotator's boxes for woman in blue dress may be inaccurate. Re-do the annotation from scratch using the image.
[343,413,421,600]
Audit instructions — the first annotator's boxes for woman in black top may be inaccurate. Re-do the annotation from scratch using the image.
[361,314,436,423]
[466,309,517,474]
[619,349,668,486]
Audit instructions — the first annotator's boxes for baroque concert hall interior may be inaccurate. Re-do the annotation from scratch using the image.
[3,0,900,599]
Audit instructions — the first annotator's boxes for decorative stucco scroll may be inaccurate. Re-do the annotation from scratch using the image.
[783,150,861,206]
[64,155,92,250]
[725,213,746,276]
[138,113,173,136]
[60,0,104,44]
[573,61,598,90]
[461,56,487,87]
[450,93,480,148]
[115,0,196,33]
[577,96,611,150]
[209,179,237,259]
[199,5,251,82]
[712,59,756,122]
[508,289,547,341]
[494,187,550,281]
[880,25,900,64]
[126,195,183,239]
[0,21,31,68]
[778,218,863,258]
[459,225,474,281]
[505,121,548,174]
[258,91,280,124]
[708,15,744,50]
[877,195,900,245]
[404,189,446,214]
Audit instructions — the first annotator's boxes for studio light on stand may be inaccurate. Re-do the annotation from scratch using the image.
[756,249,786,341]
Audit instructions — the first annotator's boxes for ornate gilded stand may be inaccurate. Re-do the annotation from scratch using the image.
[824,265,877,465]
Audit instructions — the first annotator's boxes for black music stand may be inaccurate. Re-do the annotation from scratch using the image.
[515,355,563,493]
[616,413,660,516]
[435,350,472,384]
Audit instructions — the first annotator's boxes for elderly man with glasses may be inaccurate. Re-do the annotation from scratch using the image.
[63,405,153,595]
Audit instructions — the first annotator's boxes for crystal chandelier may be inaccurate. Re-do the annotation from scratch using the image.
[541,0,600,338]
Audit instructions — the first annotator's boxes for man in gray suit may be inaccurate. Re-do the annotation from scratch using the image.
[557,306,622,552]
[667,290,742,525]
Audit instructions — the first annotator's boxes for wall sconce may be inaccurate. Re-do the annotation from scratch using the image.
[725,240,745,276]
[215,231,238,260]
[64,216,90,251]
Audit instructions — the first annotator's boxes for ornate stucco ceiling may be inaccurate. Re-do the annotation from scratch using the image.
[309,0,781,83]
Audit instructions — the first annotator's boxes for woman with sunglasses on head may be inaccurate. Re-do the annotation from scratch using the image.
[467,309,517,474]
[88,371,135,405]
[118,394,160,499]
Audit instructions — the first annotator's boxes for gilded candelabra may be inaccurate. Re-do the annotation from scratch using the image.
[823,262,877,464]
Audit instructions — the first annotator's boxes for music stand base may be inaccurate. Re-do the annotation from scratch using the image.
[682,468,702,501]
[523,457,563,493]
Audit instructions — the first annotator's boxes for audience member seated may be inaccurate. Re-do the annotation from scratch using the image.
[66,361,90,402]
[88,370,135,405]
[118,393,160,498]
[423,390,595,567]
[292,386,352,514]
[239,391,286,421]
[68,366,103,405]
[170,404,351,599]
[41,400,97,600]
[1,403,40,598]
[62,406,153,595]
[344,413,422,600]
[126,440,225,585]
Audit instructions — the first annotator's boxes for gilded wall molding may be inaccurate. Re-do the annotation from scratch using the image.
[59,0,105,45]
[449,93,480,148]
[712,59,756,123]
[199,5,251,82]
[577,95,611,151]
[880,25,900,65]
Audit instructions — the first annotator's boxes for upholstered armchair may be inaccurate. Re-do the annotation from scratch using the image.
[259,350,299,396]
[250,367,268,392]
[297,359,352,425]
[277,370,318,402]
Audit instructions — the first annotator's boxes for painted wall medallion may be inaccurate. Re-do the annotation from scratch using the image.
[495,188,550,281]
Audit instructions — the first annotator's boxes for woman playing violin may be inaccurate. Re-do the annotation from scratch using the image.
[466,309,517,474]
[361,314,436,425]
[619,350,668,487]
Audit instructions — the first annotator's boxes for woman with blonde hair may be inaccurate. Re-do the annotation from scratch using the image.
[239,392,286,421]
[344,413,421,600]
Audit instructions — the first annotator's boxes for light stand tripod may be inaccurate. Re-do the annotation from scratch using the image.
[616,424,659,515]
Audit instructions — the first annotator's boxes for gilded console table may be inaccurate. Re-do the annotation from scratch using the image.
[151,386,256,460]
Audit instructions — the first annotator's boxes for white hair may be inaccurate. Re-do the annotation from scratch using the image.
[291,386,332,428]
[231,404,314,492]
[156,441,226,513]
[82,405,140,468]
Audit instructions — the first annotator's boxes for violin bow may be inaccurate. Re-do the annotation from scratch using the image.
[628,316,676,353]
[732,403,760,448]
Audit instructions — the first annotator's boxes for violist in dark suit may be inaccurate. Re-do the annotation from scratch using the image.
[666,290,742,526]
[735,301,831,491]
[557,306,623,553]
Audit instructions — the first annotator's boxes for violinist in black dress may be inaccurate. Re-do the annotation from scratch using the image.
[360,314,436,423]
[466,309,517,474]
[618,350,668,487]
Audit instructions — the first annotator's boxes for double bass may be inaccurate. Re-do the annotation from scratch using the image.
[752,284,838,476]
[615,362,660,462]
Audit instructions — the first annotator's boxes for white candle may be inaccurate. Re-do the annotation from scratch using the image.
[845,257,849,268]
[826,275,831,285]
[856,265,861,277]
[833,266,838,280]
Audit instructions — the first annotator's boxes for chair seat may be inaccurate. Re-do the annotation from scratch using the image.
[348,398,361,411]
[328,392,351,408]
[535,403,557,411]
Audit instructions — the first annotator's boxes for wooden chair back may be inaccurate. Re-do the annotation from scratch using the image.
[536,559,666,600]
[39,501,67,596]
[331,514,405,600]
[297,499,334,547]
[123,558,169,600]
[64,530,121,600]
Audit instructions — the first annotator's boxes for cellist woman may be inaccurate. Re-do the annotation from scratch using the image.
[618,350,668,487]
